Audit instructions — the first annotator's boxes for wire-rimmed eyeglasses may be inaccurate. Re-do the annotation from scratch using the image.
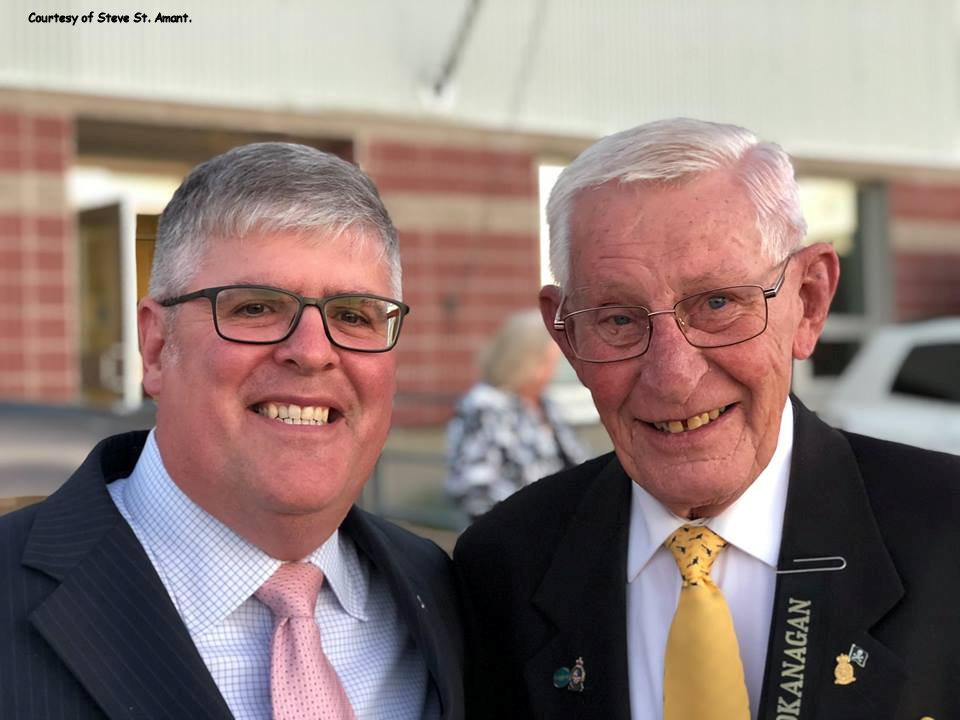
[159,284,410,353]
[553,256,792,363]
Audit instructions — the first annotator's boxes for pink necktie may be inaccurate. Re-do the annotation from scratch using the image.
[256,563,356,720]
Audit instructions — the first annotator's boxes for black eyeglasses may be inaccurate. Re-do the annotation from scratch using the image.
[554,256,792,363]
[159,285,410,352]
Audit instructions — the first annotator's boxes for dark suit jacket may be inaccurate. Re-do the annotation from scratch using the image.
[0,431,464,719]
[454,399,960,719]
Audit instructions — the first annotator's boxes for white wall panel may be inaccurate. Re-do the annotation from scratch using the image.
[2,0,957,164]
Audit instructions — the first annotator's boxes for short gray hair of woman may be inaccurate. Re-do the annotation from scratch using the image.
[149,142,401,300]
[479,309,555,393]
[546,117,807,288]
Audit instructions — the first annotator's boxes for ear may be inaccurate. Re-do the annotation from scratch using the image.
[138,298,168,397]
[539,284,580,368]
[791,243,840,360]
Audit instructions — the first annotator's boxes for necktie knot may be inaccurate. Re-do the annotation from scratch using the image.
[256,562,324,618]
[665,524,727,586]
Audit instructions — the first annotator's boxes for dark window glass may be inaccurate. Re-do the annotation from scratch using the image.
[891,344,960,402]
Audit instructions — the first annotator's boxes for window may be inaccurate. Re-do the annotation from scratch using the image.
[539,164,565,287]
[891,344,960,402]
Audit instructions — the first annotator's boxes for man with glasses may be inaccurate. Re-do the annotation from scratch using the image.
[455,119,960,719]
[0,143,463,719]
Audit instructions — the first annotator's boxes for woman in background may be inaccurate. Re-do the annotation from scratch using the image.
[446,310,589,521]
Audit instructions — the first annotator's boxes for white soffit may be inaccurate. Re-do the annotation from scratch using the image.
[2,0,958,165]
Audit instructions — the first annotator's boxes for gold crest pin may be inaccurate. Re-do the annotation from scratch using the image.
[834,654,856,685]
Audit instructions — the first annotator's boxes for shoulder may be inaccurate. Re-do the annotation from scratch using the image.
[346,507,452,576]
[0,501,41,575]
[841,431,960,501]
[455,452,616,560]
[0,431,144,582]
[454,383,516,416]
[842,430,960,538]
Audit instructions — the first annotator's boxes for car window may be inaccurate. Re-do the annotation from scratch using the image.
[891,343,960,402]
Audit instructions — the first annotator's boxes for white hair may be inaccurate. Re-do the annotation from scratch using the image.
[479,309,553,392]
[546,118,807,287]
[149,142,401,299]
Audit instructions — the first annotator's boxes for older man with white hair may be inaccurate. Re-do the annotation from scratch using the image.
[455,118,960,720]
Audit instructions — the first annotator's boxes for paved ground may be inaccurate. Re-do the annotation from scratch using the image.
[0,401,612,558]
[366,423,612,551]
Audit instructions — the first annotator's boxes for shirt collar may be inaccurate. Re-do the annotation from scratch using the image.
[120,430,369,635]
[626,399,794,581]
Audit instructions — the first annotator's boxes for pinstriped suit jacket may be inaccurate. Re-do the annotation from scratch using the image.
[0,432,464,720]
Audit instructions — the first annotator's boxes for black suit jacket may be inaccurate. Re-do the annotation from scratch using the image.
[454,400,960,719]
[0,431,464,719]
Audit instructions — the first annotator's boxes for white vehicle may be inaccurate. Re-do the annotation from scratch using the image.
[821,318,960,456]
[546,357,599,426]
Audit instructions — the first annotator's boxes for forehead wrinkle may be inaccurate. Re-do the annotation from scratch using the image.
[569,250,771,308]
[222,275,386,297]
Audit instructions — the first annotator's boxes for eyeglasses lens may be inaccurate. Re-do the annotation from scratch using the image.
[566,285,768,362]
[214,288,403,350]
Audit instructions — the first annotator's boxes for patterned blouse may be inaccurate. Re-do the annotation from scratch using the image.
[445,383,590,520]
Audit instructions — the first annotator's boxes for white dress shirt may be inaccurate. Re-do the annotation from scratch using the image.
[626,400,794,720]
[107,430,439,720]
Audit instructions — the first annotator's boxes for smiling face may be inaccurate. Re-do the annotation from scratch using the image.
[541,171,837,518]
[139,231,397,557]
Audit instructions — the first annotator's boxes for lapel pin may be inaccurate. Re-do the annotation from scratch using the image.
[568,657,586,692]
[553,657,586,692]
[848,643,868,668]
[834,654,856,685]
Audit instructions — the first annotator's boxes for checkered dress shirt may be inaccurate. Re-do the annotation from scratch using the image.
[107,430,439,720]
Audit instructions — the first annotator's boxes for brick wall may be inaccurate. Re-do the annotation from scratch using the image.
[889,181,960,321]
[360,139,541,425]
[0,109,76,401]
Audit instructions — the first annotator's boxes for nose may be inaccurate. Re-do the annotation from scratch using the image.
[272,305,340,372]
[636,312,708,404]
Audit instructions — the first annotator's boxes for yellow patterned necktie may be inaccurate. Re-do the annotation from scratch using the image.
[663,524,751,720]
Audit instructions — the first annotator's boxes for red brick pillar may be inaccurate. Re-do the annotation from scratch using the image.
[359,138,541,426]
[0,109,76,401]
[889,181,960,320]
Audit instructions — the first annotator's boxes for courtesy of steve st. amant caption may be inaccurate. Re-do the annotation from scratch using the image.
[27,11,191,24]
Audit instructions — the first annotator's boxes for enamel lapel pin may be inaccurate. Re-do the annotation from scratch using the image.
[553,657,586,692]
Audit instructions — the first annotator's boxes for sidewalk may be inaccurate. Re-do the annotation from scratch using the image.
[367,423,612,556]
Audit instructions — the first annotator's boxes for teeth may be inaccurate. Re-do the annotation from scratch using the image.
[256,403,332,426]
[652,405,729,434]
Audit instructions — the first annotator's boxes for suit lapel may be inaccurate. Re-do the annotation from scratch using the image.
[23,433,233,720]
[344,508,462,720]
[524,457,633,720]
[758,402,906,720]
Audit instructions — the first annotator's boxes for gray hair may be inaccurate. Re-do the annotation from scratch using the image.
[546,118,807,287]
[149,142,401,299]
[479,309,553,392]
